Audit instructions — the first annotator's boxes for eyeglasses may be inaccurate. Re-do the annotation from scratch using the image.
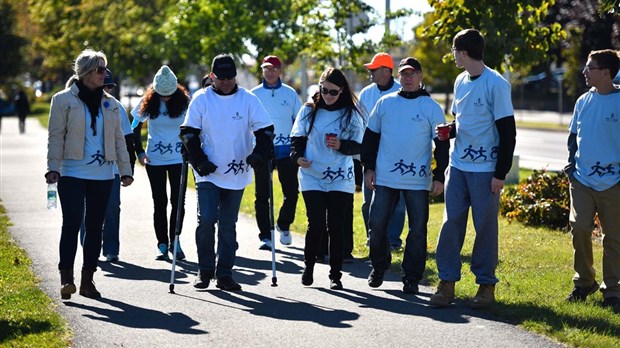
[584,65,605,72]
[95,66,107,74]
[320,86,341,96]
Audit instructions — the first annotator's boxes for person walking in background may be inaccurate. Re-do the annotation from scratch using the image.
[45,49,134,299]
[250,55,302,251]
[359,52,405,252]
[15,90,30,134]
[131,65,190,261]
[564,49,620,307]
[181,53,273,291]
[430,29,516,309]
[363,57,449,294]
[291,67,364,290]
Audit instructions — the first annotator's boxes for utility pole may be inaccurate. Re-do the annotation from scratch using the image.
[385,0,391,36]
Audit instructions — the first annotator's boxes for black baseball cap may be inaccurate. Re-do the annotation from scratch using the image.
[212,53,237,79]
[398,57,422,73]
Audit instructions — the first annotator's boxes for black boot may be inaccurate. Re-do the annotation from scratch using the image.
[301,264,314,286]
[59,269,76,300]
[79,269,101,299]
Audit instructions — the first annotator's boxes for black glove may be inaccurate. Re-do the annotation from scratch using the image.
[179,127,217,177]
[194,158,218,176]
[246,152,265,169]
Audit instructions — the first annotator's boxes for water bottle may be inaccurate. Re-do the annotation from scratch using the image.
[47,183,57,209]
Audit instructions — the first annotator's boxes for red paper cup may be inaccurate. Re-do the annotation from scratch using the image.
[437,123,451,140]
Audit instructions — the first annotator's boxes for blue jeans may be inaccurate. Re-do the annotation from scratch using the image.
[195,181,244,279]
[362,179,406,247]
[435,167,499,285]
[79,174,121,256]
[58,176,113,271]
[369,186,429,282]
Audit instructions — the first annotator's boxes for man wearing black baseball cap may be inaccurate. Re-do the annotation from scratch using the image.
[180,53,275,291]
[362,56,449,295]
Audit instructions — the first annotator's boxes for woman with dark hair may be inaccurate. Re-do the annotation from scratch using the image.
[46,49,134,299]
[290,67,365,290]
[131,65,190,261]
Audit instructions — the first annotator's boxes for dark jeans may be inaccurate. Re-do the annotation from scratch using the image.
[58,176,113,271]
[302,190,352,281]
[254,158,299,240]
[369,185,429,283]
[145,163,184,248]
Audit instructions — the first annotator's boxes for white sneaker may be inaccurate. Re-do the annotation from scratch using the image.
[277,225,292,245]
[259,239,273,250]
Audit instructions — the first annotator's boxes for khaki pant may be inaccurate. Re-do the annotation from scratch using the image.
[570,179,620,298]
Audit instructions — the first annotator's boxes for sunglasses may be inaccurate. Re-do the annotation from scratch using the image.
[320,86,341,96]
[95,66,107,74]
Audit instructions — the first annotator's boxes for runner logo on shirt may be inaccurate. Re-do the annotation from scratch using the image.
[474,98,485,108]
[152,141,180,155]
[390,160,429,177]
[461,145,499,162]
[605,113,618,122]
[410,114,423,122]
[588,162,616,177]
[274,133,290,145]
[86,150,106,166]
[322,166,346,182]
[281,100,289,107]
[232,112,243,120]
[223,159,248,175]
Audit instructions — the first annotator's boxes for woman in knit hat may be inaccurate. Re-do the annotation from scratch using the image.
[131,65,190,261]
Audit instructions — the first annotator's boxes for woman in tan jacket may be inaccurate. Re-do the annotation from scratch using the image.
[45,49,133,300]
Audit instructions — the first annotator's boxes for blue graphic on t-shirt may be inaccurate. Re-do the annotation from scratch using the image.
[224,159,247,175]
[606,113,618,122]
[322,166,345,181]
[473,146,488,161]
[419,165,428,177]
[275,133,289,145]
[153,141,174,155]
[491,146,499,160]
[461,145,496,162]
[347,167,354,179]
[86,150,106,166]
[588,161,616,177]
[391,159,410,174]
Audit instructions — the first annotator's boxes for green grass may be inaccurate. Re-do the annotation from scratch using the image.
[0,204,71,347]
[239,170,619,348]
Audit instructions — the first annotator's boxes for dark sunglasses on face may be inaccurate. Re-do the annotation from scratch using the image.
[95,66,107,74]
[320,86,341,96]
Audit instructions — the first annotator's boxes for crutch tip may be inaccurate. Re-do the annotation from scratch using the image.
[169,284,176,294]
[271,277,278,287]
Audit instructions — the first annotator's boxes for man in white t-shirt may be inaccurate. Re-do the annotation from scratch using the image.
[250,55,302,251]
[430,29,516,309]
[181,53,274,291]
[564,49,620,308]
[359,52,406,252]
[362,57,449,294]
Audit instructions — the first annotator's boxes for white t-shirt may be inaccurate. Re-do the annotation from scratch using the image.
[450,66,514,172]
[61,106,114,180]
[358,79,401,124]
[368,93,446,190]
[182,87,273,190]
[569,88,620,191]
[251,81,302,150]
[290,105,364,193]
[131,97,185,166]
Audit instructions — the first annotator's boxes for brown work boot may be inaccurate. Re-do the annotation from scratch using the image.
[429,280,455,308]
[59,269,76,300]
[470,284,495,309]
[79,269,101,299]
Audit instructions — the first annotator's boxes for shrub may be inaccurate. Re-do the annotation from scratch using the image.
[500,170,570,231]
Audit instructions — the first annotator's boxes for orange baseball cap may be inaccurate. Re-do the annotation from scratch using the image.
[364,52,394,69]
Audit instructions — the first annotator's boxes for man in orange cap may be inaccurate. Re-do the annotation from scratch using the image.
[358,52,406,255]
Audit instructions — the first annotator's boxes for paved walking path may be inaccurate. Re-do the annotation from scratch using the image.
[0,117,562,348]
